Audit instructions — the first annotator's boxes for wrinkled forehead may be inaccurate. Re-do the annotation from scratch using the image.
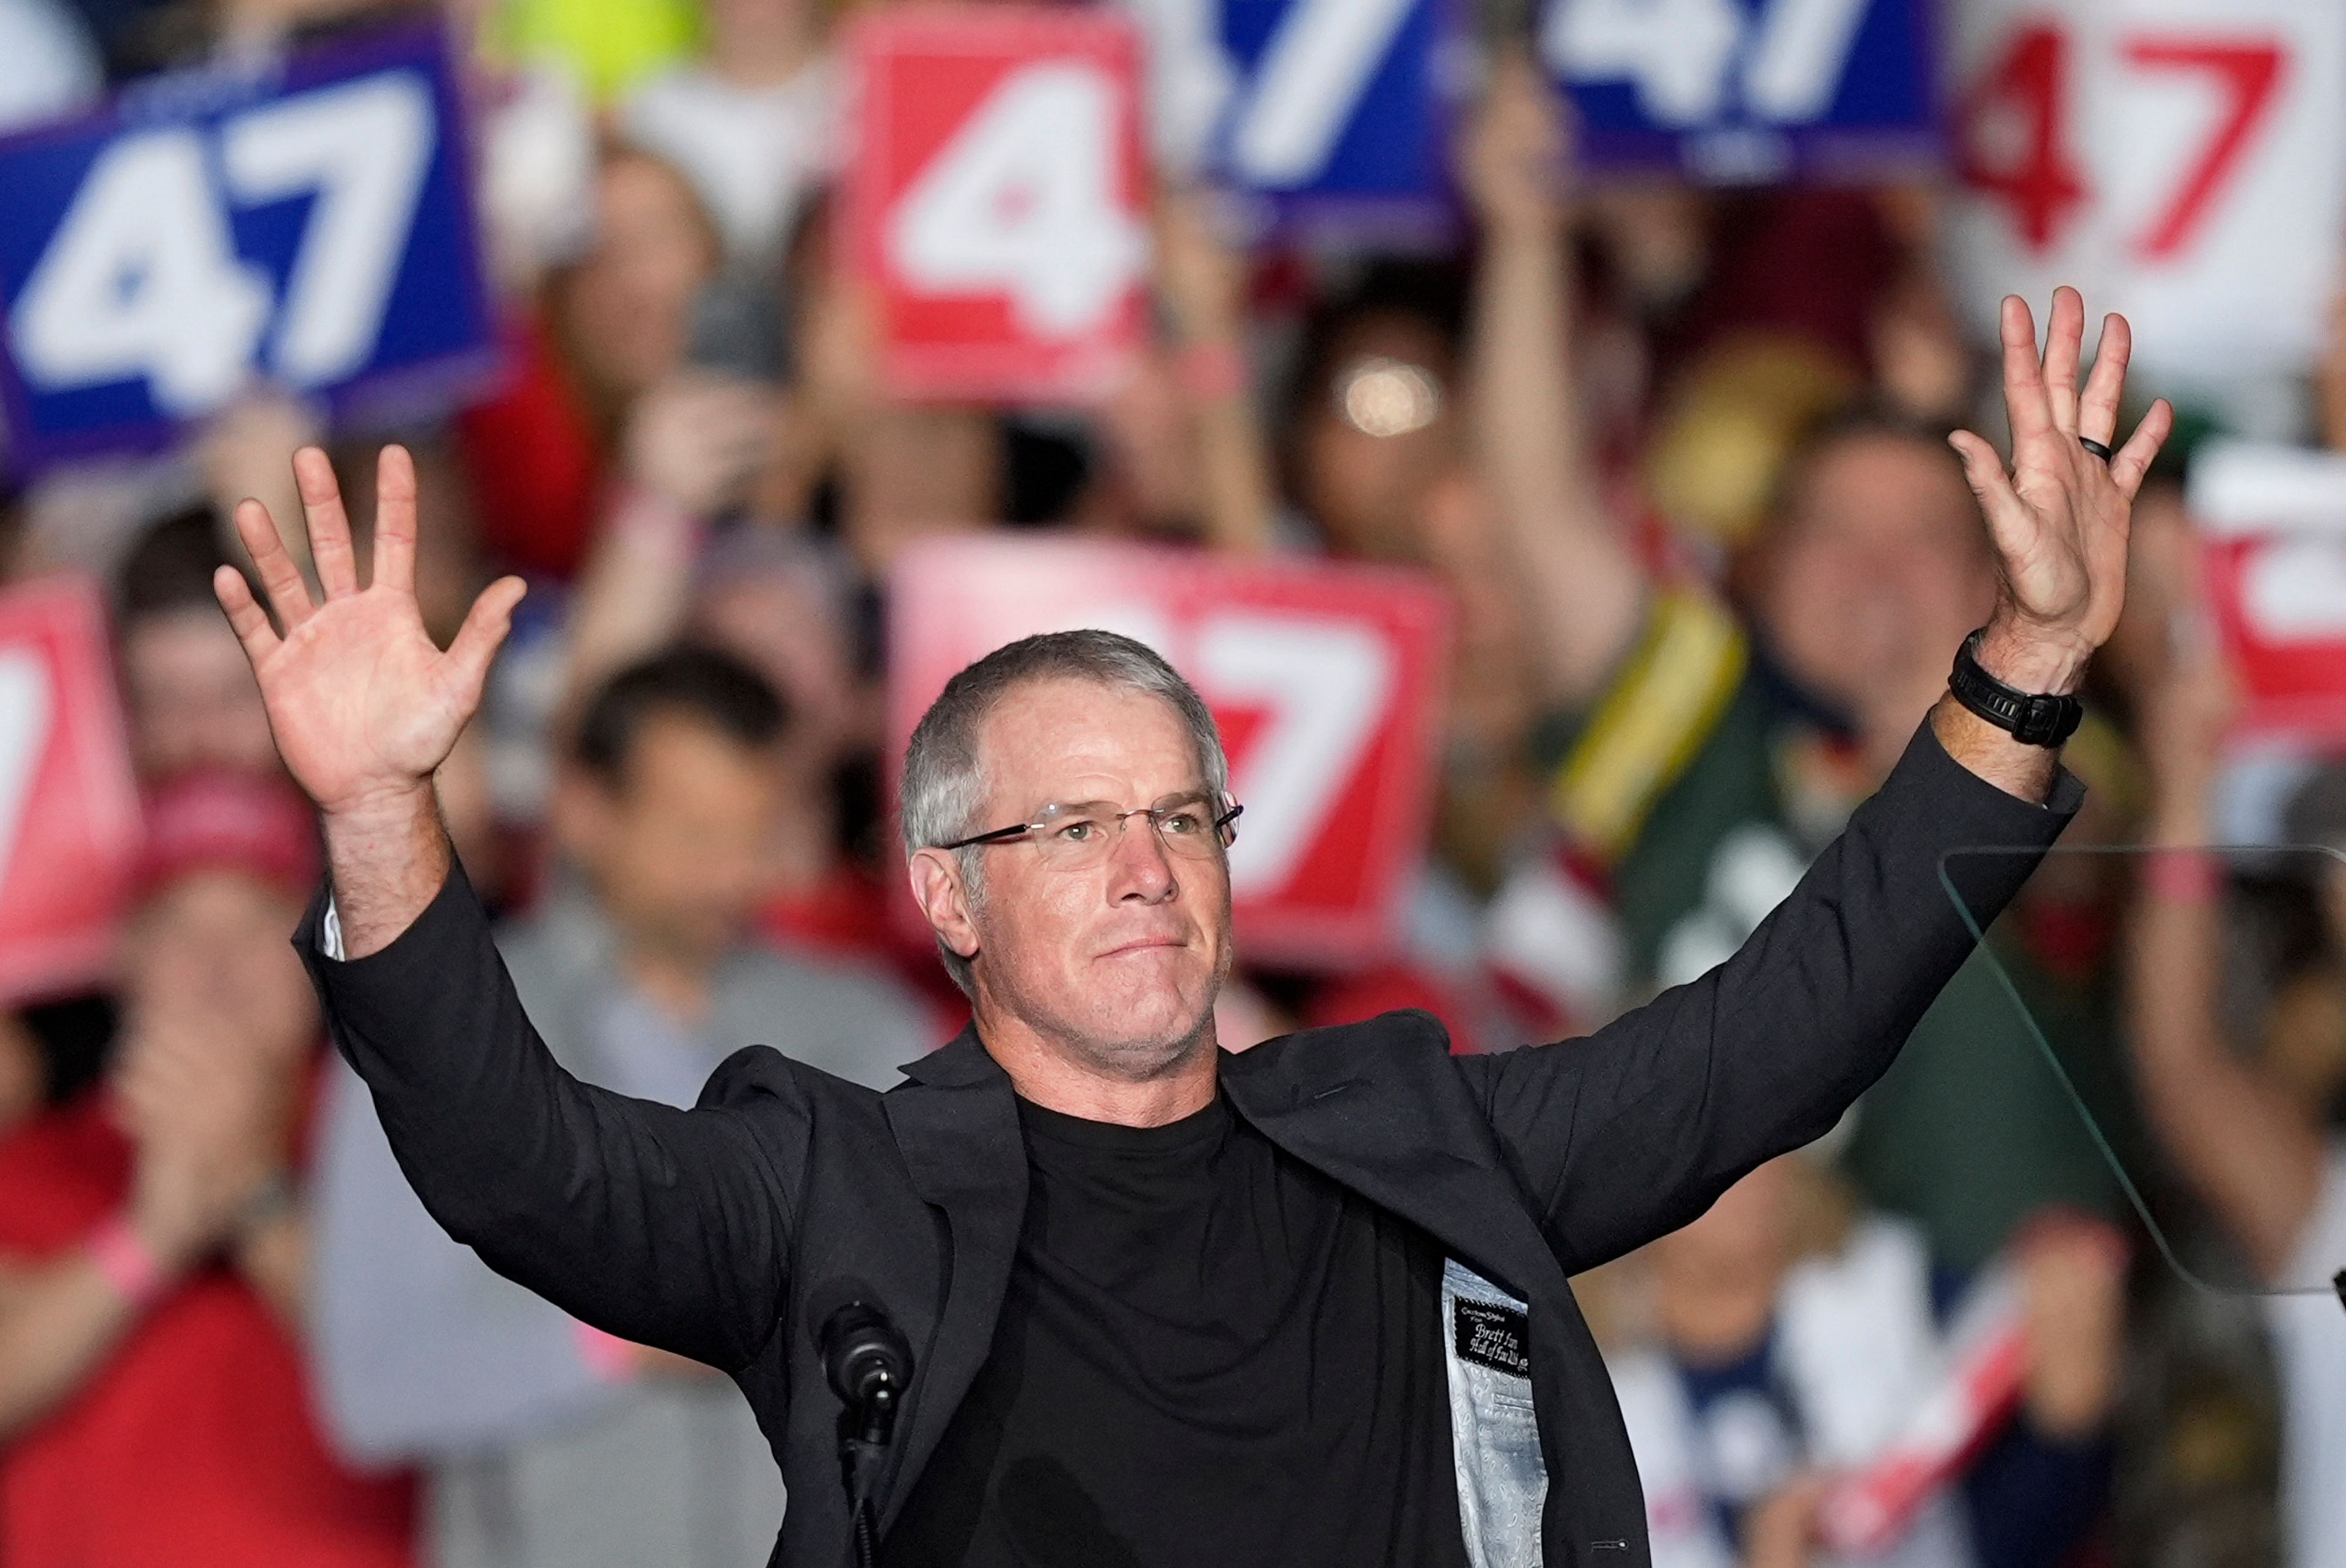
[973,677,1208,813]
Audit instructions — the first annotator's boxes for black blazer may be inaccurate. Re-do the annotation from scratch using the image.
[300,723,2079,1568]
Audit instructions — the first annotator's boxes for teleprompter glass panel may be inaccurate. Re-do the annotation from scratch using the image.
[1939,842,2346,1304]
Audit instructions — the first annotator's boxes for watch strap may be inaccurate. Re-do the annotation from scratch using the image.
[1948,629,2084,748]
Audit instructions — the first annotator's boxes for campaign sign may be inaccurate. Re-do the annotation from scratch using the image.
[2189,442,2346,742]
[888,536,1451,968]
[1207,0,1461,235]
[1541,0,1938,183]
[0,24,496,469]
[844,7,1150,404]
[0,578,142,1002]
[1943,0,2346,386]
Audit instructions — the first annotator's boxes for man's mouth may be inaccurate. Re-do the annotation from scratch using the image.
[1101,935,1186,957]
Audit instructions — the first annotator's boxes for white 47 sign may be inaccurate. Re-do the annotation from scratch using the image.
[1943,0,2346,385]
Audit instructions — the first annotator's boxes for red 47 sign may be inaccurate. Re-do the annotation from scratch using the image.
[1945,0,2346,385]
[888,537,1451,968]
[2201,533,2346,740]
[0,579,142,1002]
[2190,442,2346,742]
[843,7,1150,404]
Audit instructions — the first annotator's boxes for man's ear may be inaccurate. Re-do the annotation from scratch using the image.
[908,847,979,962]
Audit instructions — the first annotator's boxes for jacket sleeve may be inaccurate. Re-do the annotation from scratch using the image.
[296,864,802,1372]
[1458,720,2083,1275]
[309,1057,630,1464]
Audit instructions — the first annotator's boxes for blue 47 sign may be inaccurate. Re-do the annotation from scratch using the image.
[1207,0,1461,232]
[1541,0,1938,183]
[0,25,494,469]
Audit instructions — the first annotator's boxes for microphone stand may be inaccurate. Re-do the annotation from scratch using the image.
[842,1380,897,1568]
[822,1303,913,1568]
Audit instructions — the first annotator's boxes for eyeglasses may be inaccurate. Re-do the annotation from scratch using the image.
[938,790,1243,869]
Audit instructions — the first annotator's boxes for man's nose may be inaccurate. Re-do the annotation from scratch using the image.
[1106,817,1178,903]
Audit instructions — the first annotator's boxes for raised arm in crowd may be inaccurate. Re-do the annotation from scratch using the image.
[1461,53,1649,712]
[2128,669,2328,1278]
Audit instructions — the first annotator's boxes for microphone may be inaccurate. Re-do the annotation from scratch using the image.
[820,1301,913,1446]
[819,1299,913,1568]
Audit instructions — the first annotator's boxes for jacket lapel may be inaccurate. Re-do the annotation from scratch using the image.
[877,1027,1027,1531]
[1221,1021,1572,1313]
[1222,1022,1597,1559]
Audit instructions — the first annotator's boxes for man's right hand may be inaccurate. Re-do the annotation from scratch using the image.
[217,445,526,952]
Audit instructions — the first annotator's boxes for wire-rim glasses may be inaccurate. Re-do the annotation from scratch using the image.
[938,790,1242,869]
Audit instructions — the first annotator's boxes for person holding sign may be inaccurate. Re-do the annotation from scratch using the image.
[217,275,2166,1564]
[2124,561,2346,1568]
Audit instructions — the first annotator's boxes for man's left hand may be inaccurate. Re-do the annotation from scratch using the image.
[1950,288,2174,694]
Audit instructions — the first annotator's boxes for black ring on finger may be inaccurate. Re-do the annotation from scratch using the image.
[2078,435,2114,464]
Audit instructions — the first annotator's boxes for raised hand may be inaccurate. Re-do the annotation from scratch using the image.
[216,445,525,954]
[216,445,525,819]
[1948,288,2175,691]
[1458,49,1567,241]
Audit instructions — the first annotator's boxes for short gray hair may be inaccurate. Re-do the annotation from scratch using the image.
[901,630,1229,996]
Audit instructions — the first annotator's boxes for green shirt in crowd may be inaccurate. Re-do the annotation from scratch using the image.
[1535,589,2122,1273]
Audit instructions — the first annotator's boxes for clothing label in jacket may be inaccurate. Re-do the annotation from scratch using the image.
[1455,1297,1530,1377]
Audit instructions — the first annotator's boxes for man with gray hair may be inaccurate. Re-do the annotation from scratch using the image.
[896,629,1232,1004]
[227,290,2165,1566]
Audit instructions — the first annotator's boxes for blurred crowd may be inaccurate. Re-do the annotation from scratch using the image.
[0,1,2342,1566]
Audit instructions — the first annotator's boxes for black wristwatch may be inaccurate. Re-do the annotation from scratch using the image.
[1947,629,2084,748]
